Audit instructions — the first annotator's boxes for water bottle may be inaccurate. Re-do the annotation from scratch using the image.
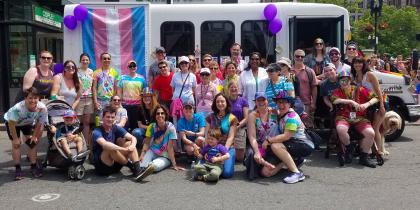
[95,114,100,127]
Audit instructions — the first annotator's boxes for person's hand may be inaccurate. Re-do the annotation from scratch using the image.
[211,156,220,163]
[350,101,359,110]
[310,103,316,112]
[127,144,136,152]
[379,104,386,115]
[329,106,334,112]
[30,136,39,144]
[12,138,20,146]
[185,131,195,136]
[67,133,75,140]
[172,165,185,171]
[50,125,57,133]
[254,152,262,164]
[94,102,101,111]
[359,103,369,112]
[262,139,269,150]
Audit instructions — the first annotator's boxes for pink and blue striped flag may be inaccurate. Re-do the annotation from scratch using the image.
[82,7,146,77]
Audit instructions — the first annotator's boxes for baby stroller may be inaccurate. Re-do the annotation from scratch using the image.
[43,100,89,180]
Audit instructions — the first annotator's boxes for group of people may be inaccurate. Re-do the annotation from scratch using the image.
[4,39,398,183]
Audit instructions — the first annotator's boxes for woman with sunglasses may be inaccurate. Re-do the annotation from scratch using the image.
[262,62,293,109]
[50,60,82,110]
[206,93,238,178]
[117,60,147,132]
[304,38,330,79]
[239,52,268,109]
[344,43,358,65]
[223,61,239,97]
[195,68,217,118]
[351,56,387,156]
[209,61,224,89]
[110,95,128,128]
[19,51,54,101]
[136,105,184,181]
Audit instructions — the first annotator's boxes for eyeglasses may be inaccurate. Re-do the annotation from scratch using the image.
[203,59,211,62]
[159,65,167,69]
[113,99,121,102]
[315,43,324,45]
[183,106,193,110]
[128,64,136,69]
[295,55,305,59]
[102,57,111,61]
[200,73,210,76]
[210,67,218,70]
[65,66,75,70]
[329,52,339,56]
[41,56,53,60]
[347,48,356,51]
[339,78,350,84]
[156,112,165,116]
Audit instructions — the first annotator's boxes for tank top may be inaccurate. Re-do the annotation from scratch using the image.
[59,74,77,105]
[361,73,373,91]
[255,111,278,146]
[32,67,53,98]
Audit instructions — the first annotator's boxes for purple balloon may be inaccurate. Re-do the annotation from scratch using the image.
[269,19,283,35]
[53,63,64,75]
[74,4,88,21]
[63,15,77,30]
[264,4,277,21]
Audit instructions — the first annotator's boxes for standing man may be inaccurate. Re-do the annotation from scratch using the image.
[148,47,175,87]
[92,106,142,177]
[92,52,120,119]
[230,43,247,74]
[292,49,317,128]
[343,43,358,65]
[328,47,351,74]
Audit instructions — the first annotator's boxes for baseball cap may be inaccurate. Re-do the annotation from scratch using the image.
[178,56,190,64]
[329,47,341,55]
[324,63,336,70]
[63,110,77,118]
[277,57,292,69]
[254,92,267,101]
[155,46,166,53]
[200,68,211,74]
[183,101,195,109]
[273,89,294,102]
[338,70,351,78]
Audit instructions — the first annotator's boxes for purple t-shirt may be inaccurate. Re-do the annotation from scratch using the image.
[201,144,228,163]
[230,96,249,121]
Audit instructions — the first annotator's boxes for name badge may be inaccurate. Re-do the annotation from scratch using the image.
[349,112,356,120]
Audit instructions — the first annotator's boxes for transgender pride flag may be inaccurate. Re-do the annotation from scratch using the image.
[63,4,148,78]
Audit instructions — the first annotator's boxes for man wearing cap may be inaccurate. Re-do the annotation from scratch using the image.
[331,71,378,168]
[344,43,358,65]
[117,60,147,132]
[320,63,340,112]
[329,47,351,75]
[153,60,174,109]
[148,47,175,87]
[177,101,206,156]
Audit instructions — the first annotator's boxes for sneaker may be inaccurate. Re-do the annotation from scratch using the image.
[192,173,203,181]
[14,168,23,181]
[359,153,376,168]
[135,164,155,182]
[283,171,305,184]
[344,144,354,164]
[30,164,43,178]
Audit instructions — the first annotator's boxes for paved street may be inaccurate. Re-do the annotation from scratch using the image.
[1,126,420,210]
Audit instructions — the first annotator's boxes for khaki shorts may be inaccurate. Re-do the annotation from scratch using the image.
[234,127,246,149]
[75,97,94,115]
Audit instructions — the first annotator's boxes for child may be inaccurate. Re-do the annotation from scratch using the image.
[192,128,230,182]
[57,110,84,161]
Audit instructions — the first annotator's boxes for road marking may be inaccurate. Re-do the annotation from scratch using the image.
[31,193,60,202]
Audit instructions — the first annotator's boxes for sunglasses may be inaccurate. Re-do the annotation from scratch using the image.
[315,43,324,45]
[200,73,210,76]
[347,48,356,51]
[203,59,211,62]
[156,112,165,116]
[102,57,111,61]
[65,65,75,70]
[41,56,52,60]
[210,67,218,70]
[295,55,305,59]
[113,99,121,102]
[330,52,339,56]
[128,64,137,69]
[339,78,350,83]
[183,106,193,110]
[159,65,167,69]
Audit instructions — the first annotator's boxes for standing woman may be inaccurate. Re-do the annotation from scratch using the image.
[228,81,249,162]
[136,105,184,181]
[206,93,238,178]
[223,61,239,97]
[20,50,54,101]
[50,60,82,109]
[117,60,147,132]
[351,56,387,155]
[304,38,330,79]
[132,88,159,148]
[195,68,217,118]
[239,52,268,109]
[75,53,94,149]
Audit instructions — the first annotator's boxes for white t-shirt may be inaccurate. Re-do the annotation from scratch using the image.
[170,71,197,103]
[4,101,48,126]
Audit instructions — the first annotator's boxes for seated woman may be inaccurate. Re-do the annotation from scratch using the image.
[132,88,158,149]
[263,90,314,184]
[206,93,238,178]
[110,95,128,128]
[136,105,184,181]
[177,101,206,156]
[245,92,277,180]
[331,71,379,168]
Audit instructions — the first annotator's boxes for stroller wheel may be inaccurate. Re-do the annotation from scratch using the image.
[75,165,86,180]
[68,165,76,180]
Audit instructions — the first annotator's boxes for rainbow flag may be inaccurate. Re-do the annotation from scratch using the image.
[81,7,146,77]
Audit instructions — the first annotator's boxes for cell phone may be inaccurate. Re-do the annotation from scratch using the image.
[25,139,37,149]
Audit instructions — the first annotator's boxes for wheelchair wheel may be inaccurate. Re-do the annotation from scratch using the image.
[74,165,86,180]
[68,165,76,179]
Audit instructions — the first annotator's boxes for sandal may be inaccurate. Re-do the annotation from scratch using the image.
[14,168,23,181]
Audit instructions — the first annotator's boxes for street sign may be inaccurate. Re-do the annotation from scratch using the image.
[34,6,62,29]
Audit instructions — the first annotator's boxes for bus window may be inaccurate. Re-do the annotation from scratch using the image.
[160,21,194,56]
[201,21,234,57]
[241,20,276,64]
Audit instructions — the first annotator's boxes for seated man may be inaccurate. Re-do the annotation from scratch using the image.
[177,101,206,156]
[92,106,142,177]
[331,71,379,168]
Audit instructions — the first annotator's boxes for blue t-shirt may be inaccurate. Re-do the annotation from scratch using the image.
[230,97,249,121]
[320,79,340,97]
[201,144,228,164]
[92,125,127,164]
[177,113,206,141]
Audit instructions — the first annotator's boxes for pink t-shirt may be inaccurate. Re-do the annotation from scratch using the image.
[293,66,317,105]
[195,83,217,113]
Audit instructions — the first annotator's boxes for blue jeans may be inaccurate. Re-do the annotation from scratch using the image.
[222,147,236,178]
[140,149,171,172]
[132,128,145,148]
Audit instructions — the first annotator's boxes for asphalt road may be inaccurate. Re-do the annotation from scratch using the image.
[1,126,420,210]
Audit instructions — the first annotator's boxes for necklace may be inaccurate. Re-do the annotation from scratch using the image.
[200,84,210,106]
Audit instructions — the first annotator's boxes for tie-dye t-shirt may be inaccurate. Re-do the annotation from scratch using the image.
[78,68,94,98]
[278,108,313,148]
[4,101,48,126]
[93,68,120,101]
[264,77,294,108]
[117,74,147,105]
[145,122,177,158]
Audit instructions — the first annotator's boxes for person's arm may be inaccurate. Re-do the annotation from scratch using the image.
[7,121,20,145]
[323,96,333,111]
[31,121,44,144]
[225,117,238,149]
[50,74,61,99]
[311,71,318,111]
[117,86,123,99]
[247,112,262,158]
[72,79,82,110]
[212,150,230,163]
[167,139,183,171]
[179,131,194,146]
[22,68,37,91]
[368,72,385,114]
[124,132,137,151]
[266,129,295,144]
[138,121,148,129]
[238,106,249,128]
[92,74,99,109]
[117,117,127,128]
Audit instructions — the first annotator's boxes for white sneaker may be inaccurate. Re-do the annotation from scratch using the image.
[283,171,305,184]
